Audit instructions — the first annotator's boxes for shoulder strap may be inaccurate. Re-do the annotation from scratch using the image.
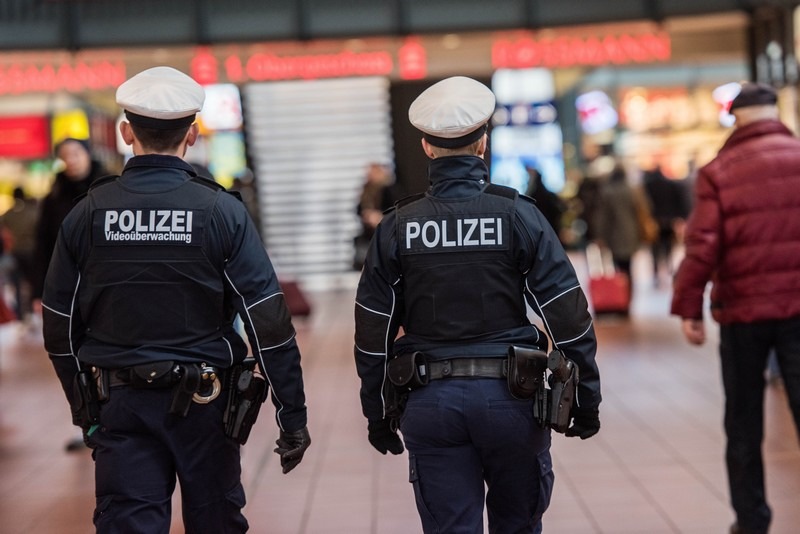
[190,174,226,192]
[483,183,517,200]
[395,192,426,210]
[87,174,119,191]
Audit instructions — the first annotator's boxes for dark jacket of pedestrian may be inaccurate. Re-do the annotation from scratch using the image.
[32,141,107,298]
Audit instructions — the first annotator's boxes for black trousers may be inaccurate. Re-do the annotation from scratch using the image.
[719,316,800,533]
[89,386,248,533]
[400,378,553,534]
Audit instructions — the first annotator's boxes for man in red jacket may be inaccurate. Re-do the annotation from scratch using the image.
[671,82,800,534]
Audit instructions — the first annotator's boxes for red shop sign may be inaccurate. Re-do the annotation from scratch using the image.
[0,116,51,159]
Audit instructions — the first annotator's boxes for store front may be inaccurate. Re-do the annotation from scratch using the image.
[0,11,758,288]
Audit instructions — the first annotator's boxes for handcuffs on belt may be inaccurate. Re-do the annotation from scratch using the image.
[193,363,222,404]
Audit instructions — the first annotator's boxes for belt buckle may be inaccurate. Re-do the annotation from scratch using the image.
[192,364,222,404]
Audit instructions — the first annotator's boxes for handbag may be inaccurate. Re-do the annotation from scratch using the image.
[634,187,659,244]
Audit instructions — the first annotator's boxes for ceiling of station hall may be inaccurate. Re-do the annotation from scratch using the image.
[0,0,796,50]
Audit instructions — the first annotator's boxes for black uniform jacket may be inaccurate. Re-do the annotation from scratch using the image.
[354,155,601,422]
[42,155,306,432]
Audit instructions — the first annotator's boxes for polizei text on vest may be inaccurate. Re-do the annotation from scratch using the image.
[103,209,194,244]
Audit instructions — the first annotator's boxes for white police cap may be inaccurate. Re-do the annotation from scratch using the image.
[116,66,205,130]
[409,76,495,148]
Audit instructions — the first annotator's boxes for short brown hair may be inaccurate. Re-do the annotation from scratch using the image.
[130,123,191,153]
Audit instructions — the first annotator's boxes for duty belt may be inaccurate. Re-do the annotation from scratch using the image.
[427,357,507,380]
[94,361,223,416]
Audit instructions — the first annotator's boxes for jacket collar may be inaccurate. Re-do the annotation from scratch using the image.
[721,119,794,152]
[427,156,489,196]
[122,154,198,175]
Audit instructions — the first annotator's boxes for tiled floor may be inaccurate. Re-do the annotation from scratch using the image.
[1,250,799,533]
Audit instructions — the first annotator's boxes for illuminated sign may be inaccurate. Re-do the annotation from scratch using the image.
[492,32,671,69]
[199,84,243,132]
[0,116,50,158]
[398,39,427,80]
[0,30,677,98]
[221,50,393,83]
[0,60,126,95]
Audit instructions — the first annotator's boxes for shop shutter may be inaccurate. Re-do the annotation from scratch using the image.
[243,76,394,291]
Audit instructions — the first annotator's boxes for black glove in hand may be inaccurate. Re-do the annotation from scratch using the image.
[368,419,404,455]
[273,426,311,474]
[565,409,600,440]
[82,425,98,450]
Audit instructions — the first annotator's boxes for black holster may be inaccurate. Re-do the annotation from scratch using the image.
[169,364,202,417]
[72,368,101,430]
[223,359,268,445]
[382,379,406,428]
[507,346,579,433]
[546,350,579,433]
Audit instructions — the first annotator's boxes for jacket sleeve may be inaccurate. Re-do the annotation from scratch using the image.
[215,196,307,432]
[41,208,87,413]
[517,200,601,413]
[354,211,403,422]
[670,168,720,319]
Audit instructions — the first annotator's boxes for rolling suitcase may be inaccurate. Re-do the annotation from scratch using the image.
[585,243,630,314]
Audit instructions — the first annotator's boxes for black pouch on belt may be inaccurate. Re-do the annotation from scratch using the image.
[387,351,429,391]
[128,361,180,389]
[507,346,548,400]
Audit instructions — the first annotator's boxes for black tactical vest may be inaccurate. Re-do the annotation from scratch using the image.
[395,184,527,341]
[80,176,227,347]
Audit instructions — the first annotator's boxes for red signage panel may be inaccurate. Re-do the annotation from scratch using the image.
[493,32,671,69]
[0,116,50,159]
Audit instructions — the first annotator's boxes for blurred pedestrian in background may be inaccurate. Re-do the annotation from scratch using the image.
[642,161,690,286]
[525,166,566,241]
[33,138,107,305]
[671,82,800,534]
[593,162,643,307]
[353,161,394,270]
[0,187,38,323]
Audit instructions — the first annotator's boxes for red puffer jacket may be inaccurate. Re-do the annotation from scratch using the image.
[671,119,800,324]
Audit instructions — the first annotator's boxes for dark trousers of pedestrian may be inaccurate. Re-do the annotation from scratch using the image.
[8,252,34,319]
[650,226,674,279]
[89,386,248,533]
[400,378,553,534]
[719,316,800,534]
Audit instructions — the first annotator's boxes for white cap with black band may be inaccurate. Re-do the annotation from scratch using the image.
[408,76,496,148]
[116,66,205,130]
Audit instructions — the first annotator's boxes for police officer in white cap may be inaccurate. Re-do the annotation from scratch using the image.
[354,76,601,533]
[42,66,310,533]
